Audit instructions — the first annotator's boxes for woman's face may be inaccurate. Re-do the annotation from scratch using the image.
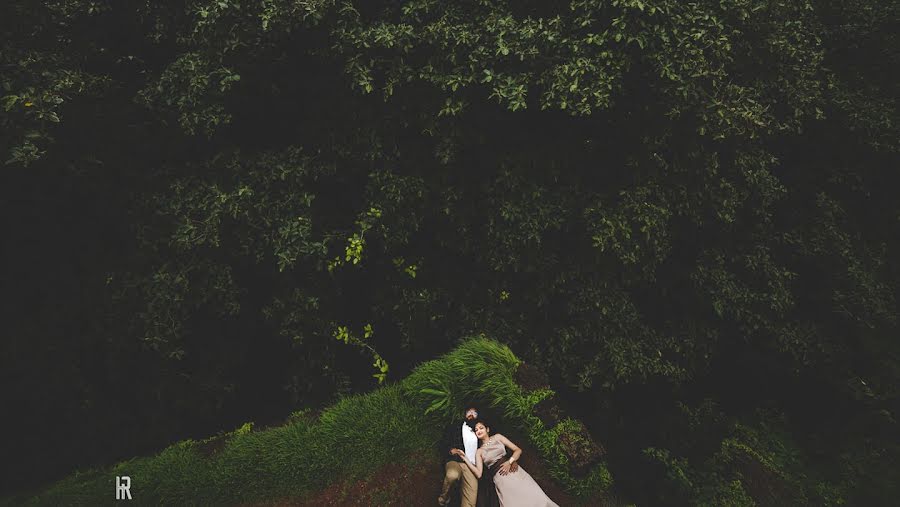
[474,422,489,439]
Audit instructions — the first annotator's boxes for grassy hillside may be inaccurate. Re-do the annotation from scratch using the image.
[3,338,613,506]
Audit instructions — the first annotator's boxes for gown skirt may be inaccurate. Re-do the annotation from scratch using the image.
[480,437,559,507]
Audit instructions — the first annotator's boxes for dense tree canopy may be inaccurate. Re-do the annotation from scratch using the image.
[3,0,898,504]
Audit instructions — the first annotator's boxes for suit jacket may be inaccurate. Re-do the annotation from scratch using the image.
[442,420,471,463]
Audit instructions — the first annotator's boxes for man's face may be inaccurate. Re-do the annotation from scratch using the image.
[465,408,478,420]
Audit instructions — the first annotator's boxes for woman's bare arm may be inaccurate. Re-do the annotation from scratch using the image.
[455,448,484,479]
[495,434,522,474]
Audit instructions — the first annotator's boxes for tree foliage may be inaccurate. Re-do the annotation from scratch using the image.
[2,0,898,503]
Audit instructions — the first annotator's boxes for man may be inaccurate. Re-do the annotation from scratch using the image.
[438,405,481,507]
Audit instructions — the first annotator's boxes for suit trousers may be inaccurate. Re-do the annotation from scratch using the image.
[441,460,478,507]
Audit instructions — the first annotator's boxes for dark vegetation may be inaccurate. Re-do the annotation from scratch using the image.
[3,339,610,505]
[2,0,899,504]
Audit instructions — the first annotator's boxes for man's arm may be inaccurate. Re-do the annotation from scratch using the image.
[454,448,484,479]
[441,423,458,458]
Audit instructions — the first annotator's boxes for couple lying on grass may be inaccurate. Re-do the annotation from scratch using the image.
[439,405,559,507]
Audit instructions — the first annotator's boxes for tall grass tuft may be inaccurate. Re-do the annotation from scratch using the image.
[403,336,612,498]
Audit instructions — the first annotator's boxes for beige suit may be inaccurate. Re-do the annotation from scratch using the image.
[441,460,478,507]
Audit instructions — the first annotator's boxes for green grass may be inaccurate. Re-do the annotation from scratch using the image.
[3,337,611,506]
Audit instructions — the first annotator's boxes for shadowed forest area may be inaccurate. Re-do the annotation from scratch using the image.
[2,0,899,505]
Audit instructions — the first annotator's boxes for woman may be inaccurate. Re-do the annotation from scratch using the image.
[452,419,559,507]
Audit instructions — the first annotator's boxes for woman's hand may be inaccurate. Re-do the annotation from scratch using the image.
[498,460,518,475]
[450,448,465,458]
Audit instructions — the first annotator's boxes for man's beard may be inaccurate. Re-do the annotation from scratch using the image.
[465,419,477,429]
